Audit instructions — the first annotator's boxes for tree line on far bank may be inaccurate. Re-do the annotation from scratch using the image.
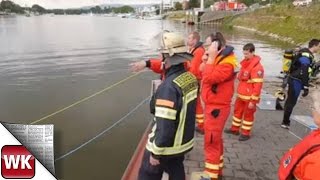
[0,0,135,15]
[1,0,299,15]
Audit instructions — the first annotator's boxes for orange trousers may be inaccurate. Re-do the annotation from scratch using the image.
[196,97,204,130]
[204,105,230,179]
[230,98,257,136]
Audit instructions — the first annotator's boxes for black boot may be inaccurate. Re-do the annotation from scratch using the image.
[224,128,240,136]
[239,134,250,141]
[195,127,204,135]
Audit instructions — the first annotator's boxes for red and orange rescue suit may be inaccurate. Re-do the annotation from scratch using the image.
[146,43,206,130]
[229,55,264,136]
[278,129,320,180]
[201,46,237,179]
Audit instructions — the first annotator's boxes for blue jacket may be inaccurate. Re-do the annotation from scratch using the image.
[290,48,314,87]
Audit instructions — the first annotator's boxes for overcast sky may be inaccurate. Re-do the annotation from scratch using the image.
[12,0,169,9]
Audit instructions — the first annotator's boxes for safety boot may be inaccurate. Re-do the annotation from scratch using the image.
[239,134,250,141]
[195,127,204,135]
[224,128,240,136]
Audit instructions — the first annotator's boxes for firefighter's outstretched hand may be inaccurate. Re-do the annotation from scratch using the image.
[149,154,160,166]
[248,102,255,109]
[129,61,146,72]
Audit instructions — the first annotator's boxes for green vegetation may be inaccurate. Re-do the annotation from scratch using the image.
[204,0,215,8]
[0,0,135,15]
[227,3,320,43]
[165,11,186,20]
[90,6,103,14]
[189,0,200,8]
[174,2,183,10]
[112,5,134,13]
[0,0,24,14]
[31,4,46,14]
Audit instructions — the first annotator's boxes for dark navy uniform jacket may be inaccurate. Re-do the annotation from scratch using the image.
[146,64,199,159]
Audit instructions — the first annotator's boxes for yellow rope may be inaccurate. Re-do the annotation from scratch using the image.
[30,72,143,124]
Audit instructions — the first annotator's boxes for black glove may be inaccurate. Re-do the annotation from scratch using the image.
[211,109,220,118]
[149,95,156,114]
[302,87,309,97]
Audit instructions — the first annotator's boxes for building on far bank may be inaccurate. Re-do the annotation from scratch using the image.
[293,0,312,6]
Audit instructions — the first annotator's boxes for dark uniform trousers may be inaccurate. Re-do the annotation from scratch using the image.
[282,78,303,125]
[138,150,185,180]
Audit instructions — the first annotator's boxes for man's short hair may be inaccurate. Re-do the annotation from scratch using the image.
[309,39,320,48]
[243,43,255,53]
[210,32,226,47]
[190,31,200,42]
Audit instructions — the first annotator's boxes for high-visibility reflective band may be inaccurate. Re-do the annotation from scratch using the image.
[146,138,194,155]
[294,176,301,180]
[205,163,220,170]
[185,89,198,102]
[156,99,174,108]
[174,89,197,146]
[233,116,242,123]
[251,95,260,100]
[241,125,252,130]
[248,78,264,83]
[196,119,204,123]
[196,114,204,118]
[204,171,219,178]
[308,67,313,77]
[155,107,177,120]
[301,52,311,58]
[219,162,224,168]
[242,120,254,125]
[148,124,157,140]
[147,87,197,155]
[252,95,259,100]
[196,117,204,120]
[175,97,187,146]
[238,94,251,100]
[232,121,241,127]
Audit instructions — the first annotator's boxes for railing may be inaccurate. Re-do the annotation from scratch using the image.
[121,122,152,180]
[200,10,247,24]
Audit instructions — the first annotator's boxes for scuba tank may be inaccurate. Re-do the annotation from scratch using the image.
[282,49,294,73]
[275,49,293,102]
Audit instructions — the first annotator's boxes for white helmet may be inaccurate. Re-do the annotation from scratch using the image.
[160,31,188,56]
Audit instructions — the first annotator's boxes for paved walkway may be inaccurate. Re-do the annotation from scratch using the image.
[183,99,312,180]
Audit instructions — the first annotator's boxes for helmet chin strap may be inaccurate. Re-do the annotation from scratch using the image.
[161,53,169,70]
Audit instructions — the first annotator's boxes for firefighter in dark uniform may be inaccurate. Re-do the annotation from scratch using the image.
[281,39,320,129]
[138,31,199,180]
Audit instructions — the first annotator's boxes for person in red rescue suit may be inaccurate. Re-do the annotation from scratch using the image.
[199,32,237,180]
[129,31,206,133]
[224,43,264,141]
[278,91,320,180]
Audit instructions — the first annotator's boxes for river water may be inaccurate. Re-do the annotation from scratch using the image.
[0,15,291,179]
